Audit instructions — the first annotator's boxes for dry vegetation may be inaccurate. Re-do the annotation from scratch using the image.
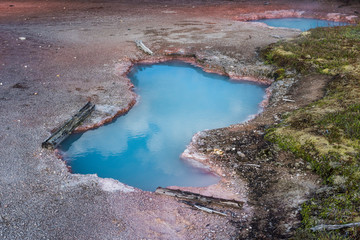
[262,25,360,239]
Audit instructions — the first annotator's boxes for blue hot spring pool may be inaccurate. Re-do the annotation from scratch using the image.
[253,18,350,31]
[60,61,267,191]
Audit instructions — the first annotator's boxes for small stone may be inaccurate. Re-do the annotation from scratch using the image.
[271,35,281,39]
[333,175,347,185]
[237,151,245,158]
[19,37,26,41]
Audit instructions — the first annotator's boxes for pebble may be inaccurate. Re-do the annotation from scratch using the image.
[19,37,26,41]
[237,151,245,158]
[271,35,281,39]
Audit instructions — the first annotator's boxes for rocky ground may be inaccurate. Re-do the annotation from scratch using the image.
[0,0,359,239]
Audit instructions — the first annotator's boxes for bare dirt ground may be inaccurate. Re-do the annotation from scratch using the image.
[1,0,359,239]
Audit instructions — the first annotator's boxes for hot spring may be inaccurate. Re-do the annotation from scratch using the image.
[252,18,350,31]
[60,61,267,191]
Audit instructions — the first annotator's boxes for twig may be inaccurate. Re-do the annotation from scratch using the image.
[283,98,295,102]
[242,163,261,168]
[310,222,360,231]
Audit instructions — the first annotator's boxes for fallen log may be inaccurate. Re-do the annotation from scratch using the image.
[155,187,243,208]
[42,102,95,150]
[310,222,360,231]
[135,40,153,55]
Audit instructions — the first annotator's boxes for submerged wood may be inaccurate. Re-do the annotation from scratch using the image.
[155,187,243,208]
[42,102,95,150]
[135,40,153,55]
[310,222,360,231]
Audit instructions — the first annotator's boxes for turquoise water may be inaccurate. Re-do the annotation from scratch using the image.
[60,61,267,191]
[253,18,350,31]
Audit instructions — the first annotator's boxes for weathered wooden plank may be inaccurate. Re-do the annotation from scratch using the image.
[42,101,95,150]
[135,40,153,55]
[155,187,243,208]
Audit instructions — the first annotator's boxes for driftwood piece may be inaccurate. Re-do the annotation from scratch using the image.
[135,40,153,55]
[310,222,360,231]
[42,102,95,150]
[155,187,243,208]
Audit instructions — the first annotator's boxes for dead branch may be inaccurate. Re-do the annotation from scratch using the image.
[310,222,360,231]
[180,200,227,216]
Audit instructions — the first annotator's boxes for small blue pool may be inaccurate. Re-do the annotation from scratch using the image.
[60,61,267,191]
[253,18,350,31]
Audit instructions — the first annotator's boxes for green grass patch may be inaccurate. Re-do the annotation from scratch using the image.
[262,24,360,239]
[263,25,360,76]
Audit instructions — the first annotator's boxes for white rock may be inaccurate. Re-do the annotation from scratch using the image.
[19,37,26,41]
[237,151,246,158]
[98,178,135,193]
